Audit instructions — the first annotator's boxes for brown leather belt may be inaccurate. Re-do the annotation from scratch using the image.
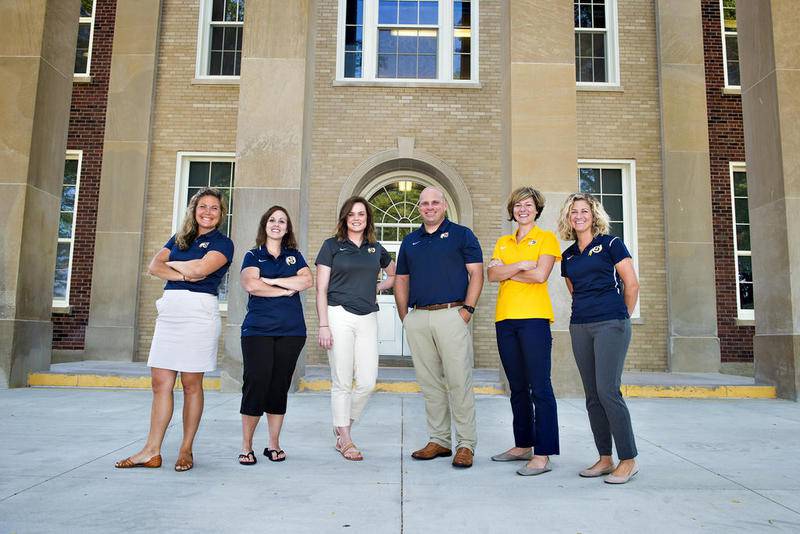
[414,301,464,311]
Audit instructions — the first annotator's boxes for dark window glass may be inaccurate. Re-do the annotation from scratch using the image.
[579,5,592,27]
[580,58,593,82]
[603,195,623,221]
[593,33,605,58]
[378,54,398,77]
[734,197,749,224]
[454,1,470,27]
[579,168,600,193]
[80,0,93,17]
[738,256,752,282]
[593,4,605,28]
[64,160,78,185]
[346,0,364,24]
[609,222,624,238]
[74,23,91,73]
[733,172,748,196]
[379,29,398,53]
[593,59,606,82]
[59,212,74,239]
[727,62,740,86]
[736,224,750,251]
[345,26,363,51]
[189,162,210,187]
[601,168,622,193]
[211,162,232,187]
[344,52,362,77]
[61,186,77,212]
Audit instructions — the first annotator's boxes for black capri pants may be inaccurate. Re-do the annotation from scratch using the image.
[240,335,306,416]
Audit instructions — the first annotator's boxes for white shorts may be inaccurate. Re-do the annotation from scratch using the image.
[147,290,220,373]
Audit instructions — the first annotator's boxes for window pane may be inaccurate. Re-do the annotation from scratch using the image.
[609,222,624,238]
[379,0,398,23]
[453,1,470,27]
[580,58,593,81]
[222,52,236,75]
[80,0,93,17]
[345,52,362,77]
[223,26,237,50]
[345,26,363,51]
[379,29,398,53]
[187,188,201,204]
[53,270,68,299]
[189,162,210,187]
[418,55,437,78]
[593,33,605,58]
[212,0,225,20]
[64,160,78,185]
[736,224,750,251]
[723,0,737,30]
[235,51,241,75]
[61,186,77,212]
[593,4,605,28]
[420,34,438,53]
[74,23,91,73]
[738,256,752,282]
[579,168,600,193]
[346,0,364,24]
[734,197,749,224]
[739,282,754,309]
[733,172,748,196]
[602,195,623,221]
[453,54,470,79]
[727,62,740,86]
[398,34,417,53]
[579,5,592,28]
[378,54,398,77]
[579,33,593,57]
[419,1,438,24]
[601,168,622,193]
[211,162,232,187]
[59,212,74,239]
[209,52,222,75]
[725,35,739,61]
[593,59,606,82]
[399,0,418,24]
[398,55,417,77]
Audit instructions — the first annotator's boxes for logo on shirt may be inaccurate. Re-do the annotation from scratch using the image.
[412,241,422,246]
[339,247,347,251]
[368,247,376,254]
[440,232,449,239]
[528,240,537,246]
[588,245,603,256]
[286,256,296,265]
[199,242,210,249]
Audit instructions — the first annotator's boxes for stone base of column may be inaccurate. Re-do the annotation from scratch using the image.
[83,325,136,361]
[551,330,584,397]
[0,319,52,388]
[754,334,800,401]
[669,336,720,372]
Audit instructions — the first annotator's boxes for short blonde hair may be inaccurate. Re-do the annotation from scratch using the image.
[506,187,545,222]
[557,193,611,241]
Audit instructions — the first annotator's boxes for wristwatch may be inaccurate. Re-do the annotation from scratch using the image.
[461,304,475,314]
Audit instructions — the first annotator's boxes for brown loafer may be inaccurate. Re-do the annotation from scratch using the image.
[411,442,452,460]
[452,447,474,468]
[115,454,162,469]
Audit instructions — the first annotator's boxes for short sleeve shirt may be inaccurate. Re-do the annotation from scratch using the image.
[561,234,632,324]
[315,237,392,316]
[241,246,308,337]
[163,229,234,295]
[395,219,483,308]
[492,226,562,323]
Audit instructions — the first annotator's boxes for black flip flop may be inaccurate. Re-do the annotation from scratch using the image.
[264,448,286,462]
[238,451,257,465]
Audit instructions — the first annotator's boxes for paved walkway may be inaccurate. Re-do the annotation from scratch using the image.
[1,389,799,533]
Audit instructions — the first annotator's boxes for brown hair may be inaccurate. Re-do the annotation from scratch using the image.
[506,186,545,222]
[335,196,377,243]
[557,193,611,241]
[176,188,227,250]
[255,206,298,250]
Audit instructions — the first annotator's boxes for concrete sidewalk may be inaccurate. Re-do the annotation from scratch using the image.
[1,389,798,533]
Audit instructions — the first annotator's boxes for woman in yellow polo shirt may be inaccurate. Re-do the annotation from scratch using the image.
[488,187,561,476]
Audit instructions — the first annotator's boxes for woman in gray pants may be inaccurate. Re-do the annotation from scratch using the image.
[558,193,640,484]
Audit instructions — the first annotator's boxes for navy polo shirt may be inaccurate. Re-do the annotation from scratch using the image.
[241,246,308,337]
[315,237,392,316]
[561,234,632,324]
[396,219,483,308]
[163,229,234,296]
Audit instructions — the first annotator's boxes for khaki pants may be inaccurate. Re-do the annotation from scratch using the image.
[404,307,476,451]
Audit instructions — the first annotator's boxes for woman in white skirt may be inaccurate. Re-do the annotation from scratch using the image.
[115,187,233,472]
[315,196,395,461]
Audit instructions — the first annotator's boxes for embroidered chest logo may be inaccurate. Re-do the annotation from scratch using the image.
[199,242,210,249]
[528,240,537,246]
[368,247,376,254]
[286,256,296,265]
[588,245,603,256]
[440,232,449,239]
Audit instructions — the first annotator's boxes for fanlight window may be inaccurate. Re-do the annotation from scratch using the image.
[367,180,425,242]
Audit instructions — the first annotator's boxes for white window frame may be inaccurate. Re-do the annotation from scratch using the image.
[577,159,639,318]
[173,151,236,310]
[53,150,83,308]
[574,0,620,88]
[729,162,752,320]
[335,0,480,85]
[719,0,740,90]
[195,0,244,81]
[74,0,97,79]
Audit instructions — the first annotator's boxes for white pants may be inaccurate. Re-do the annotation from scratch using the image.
[327,305,379,427]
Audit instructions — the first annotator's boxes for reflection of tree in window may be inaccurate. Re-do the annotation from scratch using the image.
[722,0,739,86]
[732,170,752,310]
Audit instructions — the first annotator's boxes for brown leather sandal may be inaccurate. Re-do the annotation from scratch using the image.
[338,442,363,461]
[115,454,162,469]
[174,452,193,472]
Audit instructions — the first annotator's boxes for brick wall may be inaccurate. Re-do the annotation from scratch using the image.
[701,0,753,362]
[52,0,117,350]
[576,0,668,371]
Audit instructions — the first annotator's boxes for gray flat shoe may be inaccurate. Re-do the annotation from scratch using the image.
[516,458,552,476]
[491,450,533,462]
[604,461,639,484]
[579,464,615,478]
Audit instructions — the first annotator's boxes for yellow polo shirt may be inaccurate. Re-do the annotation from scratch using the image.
[492,226,562,322]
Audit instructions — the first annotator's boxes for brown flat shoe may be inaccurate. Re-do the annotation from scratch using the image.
[411,442,452,460]
[337,442,364,461]
[175,452,193,472]
[452,447,474,468]
[115,454,162,469]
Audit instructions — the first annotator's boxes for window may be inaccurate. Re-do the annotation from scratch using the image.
[574,0,619,86]
[74,0,96,76]
[720,0,740,88]
[578,160,639,316]
[53,152,82,307]
[337,0,479,83]
[196,0,245,79]
[730,163,752,319]
[173,152,236,304]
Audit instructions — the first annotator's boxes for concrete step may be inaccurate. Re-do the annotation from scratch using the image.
[27,361,777,398]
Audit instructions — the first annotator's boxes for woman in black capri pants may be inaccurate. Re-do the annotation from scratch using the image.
[238,206,312,464]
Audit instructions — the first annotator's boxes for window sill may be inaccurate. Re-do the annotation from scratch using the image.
[73,75,92,84]
[722,86,741,96]
[52,305,72,315]
[577,83,624,93]
[735,318,755,327]
[333,79,482,89]
[192,77,240,86]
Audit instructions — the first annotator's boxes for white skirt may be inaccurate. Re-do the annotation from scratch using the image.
[147,290,220,373]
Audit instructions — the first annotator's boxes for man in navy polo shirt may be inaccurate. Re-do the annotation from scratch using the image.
[395,187,484,468]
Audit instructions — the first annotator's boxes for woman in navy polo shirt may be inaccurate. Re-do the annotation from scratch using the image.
[238,206,312,465]
[558,193,640,484]
[115,187,234,472]
[315,196,395,461]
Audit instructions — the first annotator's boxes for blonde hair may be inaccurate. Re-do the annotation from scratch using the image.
[557,193,610,241]
[176,188,227,250]
[506,186,545,222]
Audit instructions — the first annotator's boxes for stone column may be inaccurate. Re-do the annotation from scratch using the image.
[506,1,581,395]
[220,0,313,392]
[83,1,162,360]
[0,0,79,387]
[656,1,721,372]
[738,0,800,400]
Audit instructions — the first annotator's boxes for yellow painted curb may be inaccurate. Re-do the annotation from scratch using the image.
[298,378,504,395]
[28,373,220,391]
[622,384,776,399]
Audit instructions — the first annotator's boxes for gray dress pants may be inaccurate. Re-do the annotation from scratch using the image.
[569,319,637,460]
